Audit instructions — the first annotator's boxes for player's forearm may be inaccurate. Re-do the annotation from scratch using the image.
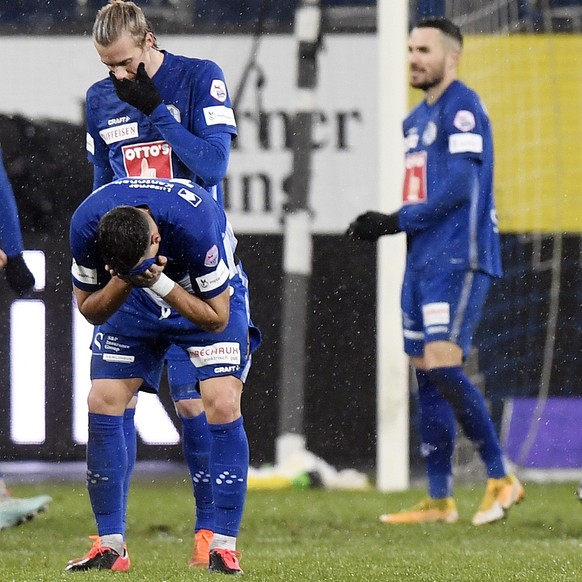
[161,283,230,333]
[149,106,230,185]
[75,278,132,325]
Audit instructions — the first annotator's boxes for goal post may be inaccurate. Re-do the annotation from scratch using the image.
[375,0,410,492]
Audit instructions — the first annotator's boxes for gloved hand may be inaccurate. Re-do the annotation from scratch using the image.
[110,62,162,116]
[4,253,35,296]
[346,211,401,242]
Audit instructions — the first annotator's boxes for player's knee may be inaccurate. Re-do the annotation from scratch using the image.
[87,384,129,415]
[175,398,205,418]
[425,367,464,409]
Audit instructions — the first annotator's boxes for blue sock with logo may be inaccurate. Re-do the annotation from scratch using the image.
[122,408,136,535]
[208,417,248,538]
[426,366,506,478]
[87,412,127,536]
[416,370,456,498]
[181,412,214,532]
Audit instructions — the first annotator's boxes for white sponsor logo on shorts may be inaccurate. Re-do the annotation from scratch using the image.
[422,302,450,327]
[188,342,241,367]
[214,365,240,374]
[103,354,135,363]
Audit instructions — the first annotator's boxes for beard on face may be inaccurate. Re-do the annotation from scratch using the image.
[412,77,443,91]
[410,63,445,91]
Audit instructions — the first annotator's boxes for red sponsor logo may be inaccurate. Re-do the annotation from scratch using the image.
[121,140,173,178]
[402,151,427,204]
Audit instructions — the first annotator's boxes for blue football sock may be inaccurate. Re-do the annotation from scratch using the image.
[208,417,249,538]
[181,412,214,532]
[427,366,506,479]
[87,412,127,536]
[122,408,136,535]
[417,370,456,498]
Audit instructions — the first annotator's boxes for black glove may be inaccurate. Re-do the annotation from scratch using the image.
[346,211,401,242]
[4,253,35,296]
[110,62,162,116]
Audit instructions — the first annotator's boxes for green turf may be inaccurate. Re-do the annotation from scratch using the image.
[0,479,580,581]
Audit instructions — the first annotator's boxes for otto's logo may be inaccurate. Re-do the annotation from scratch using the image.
[122,140,173,178]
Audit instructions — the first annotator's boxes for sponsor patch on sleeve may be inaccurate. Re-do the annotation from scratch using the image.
[204,245,219,268]
[71,259,98,285]
[195,259,229,292]
[203,106,236,127]
[449,133,483,154]
[453,110,476,132]
[210,79,228,102]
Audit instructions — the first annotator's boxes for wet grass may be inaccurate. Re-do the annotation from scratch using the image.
[0,479,580,581]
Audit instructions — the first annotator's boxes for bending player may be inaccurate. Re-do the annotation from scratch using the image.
[66,177,260,573]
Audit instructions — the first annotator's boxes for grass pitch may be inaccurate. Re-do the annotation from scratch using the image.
[0,479,580,581]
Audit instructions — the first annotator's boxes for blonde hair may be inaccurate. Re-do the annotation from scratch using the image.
[92,0,157,48]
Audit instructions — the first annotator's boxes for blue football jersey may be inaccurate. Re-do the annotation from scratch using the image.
[0,145,25,257]
[399,80,502,277]
[86,52,237,204]
[70,178,240,305]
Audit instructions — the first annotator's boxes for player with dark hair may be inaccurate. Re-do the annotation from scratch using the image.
[85,0,238,567]
[347,17,524,525]
[66,177,260,573]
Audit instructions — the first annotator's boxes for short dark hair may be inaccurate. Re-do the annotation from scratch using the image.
[97,205,150,274]
[415,17,463,48]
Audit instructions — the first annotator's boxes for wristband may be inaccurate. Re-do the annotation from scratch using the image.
[149,273,175,297]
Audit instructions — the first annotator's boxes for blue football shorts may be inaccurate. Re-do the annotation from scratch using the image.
[90,286,261,398]
[165,344,204,401]
[401,268,491,358]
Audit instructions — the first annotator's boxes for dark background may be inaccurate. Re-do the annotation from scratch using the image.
[0,114,580,473]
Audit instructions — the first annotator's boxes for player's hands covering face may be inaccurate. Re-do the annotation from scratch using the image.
[110,62,162,116]
[346,211,402,242]
[107,255,168,288]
